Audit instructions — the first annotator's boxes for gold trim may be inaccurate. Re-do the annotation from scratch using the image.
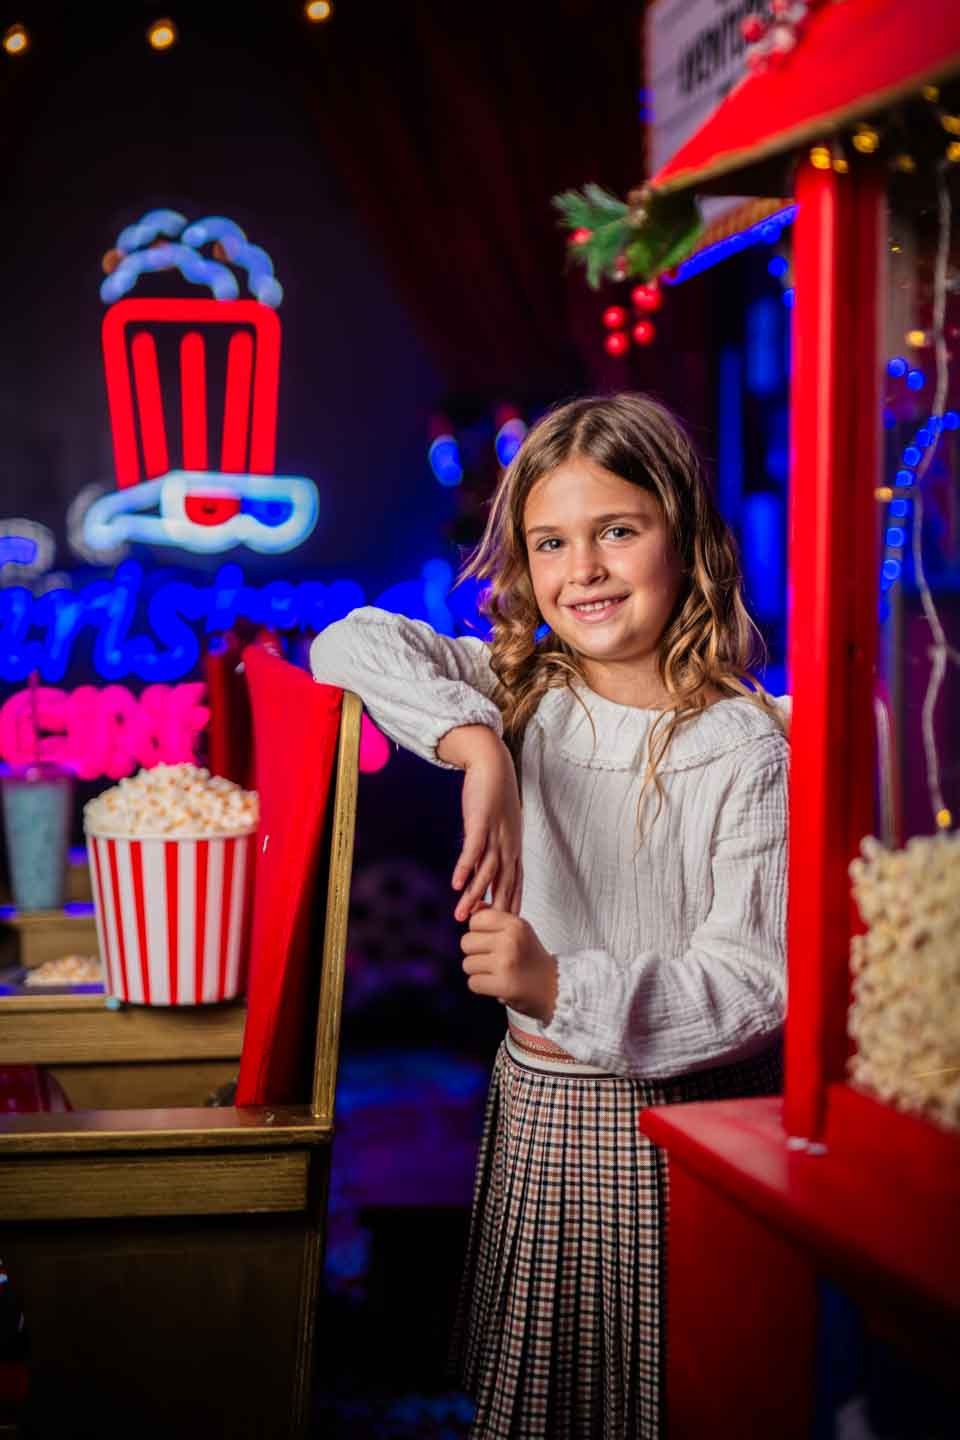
[656,54,960,197]
[311,691,362,1123]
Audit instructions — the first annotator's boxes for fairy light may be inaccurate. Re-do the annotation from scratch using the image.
[147,18,177,51]
[922,84,940,103]
[947,142,960,164]
[940,113,960,136]
[2,23,28,55]
[893,154,916,174]
[809,145,831,170]
[936,808,953,830]
[906,329,928,347]
[852,125,880,155]
[305,0,333,19]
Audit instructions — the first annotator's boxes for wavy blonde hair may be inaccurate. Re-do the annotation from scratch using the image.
[460,392,783,820]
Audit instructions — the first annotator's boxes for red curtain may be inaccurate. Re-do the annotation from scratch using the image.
[312,1,644,397]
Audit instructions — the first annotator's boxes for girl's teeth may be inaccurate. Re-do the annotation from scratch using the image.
[574,598,621,613]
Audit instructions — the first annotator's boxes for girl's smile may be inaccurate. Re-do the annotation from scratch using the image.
[524,458,684,705]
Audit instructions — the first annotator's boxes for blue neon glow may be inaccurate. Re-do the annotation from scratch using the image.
[902,445,922,467]
[101,243,238,304]
[181,216,247,248]
[495,418,527,468]
[429,435,464,487]
[906,369,926,391]
[0,562,366,684]
[895,468,915,486]
[782,288,795,309]
[883,409,896,429]
[767,256,788,278]
[741,492,784,621]
[885,526,905,548]
[116,209,188,252]
[218,234,283,308]
[914,428,931,448]
[944,410,959,429]
[889,499,910,518]
[666,205,797,285]
[882,560,901,580]
[745,297,783,397]
[887,357,907,378]
[80,472,319,555]
[716,348,743,528]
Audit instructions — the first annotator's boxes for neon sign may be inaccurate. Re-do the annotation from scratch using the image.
[81,209,318,557]
[0,562,365,685]
[0,683,208,780]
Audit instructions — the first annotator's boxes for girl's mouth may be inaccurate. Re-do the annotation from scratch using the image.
[566,594,628,623]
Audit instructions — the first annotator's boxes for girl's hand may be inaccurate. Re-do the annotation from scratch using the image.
[437,726,522,922]
[460,908,557,1024]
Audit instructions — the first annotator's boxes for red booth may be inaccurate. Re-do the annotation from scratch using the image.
[635,2,960,1434]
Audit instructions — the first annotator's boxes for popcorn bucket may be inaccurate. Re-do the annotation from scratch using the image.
[85,826,255,1005]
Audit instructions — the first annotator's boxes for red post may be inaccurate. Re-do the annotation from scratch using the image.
[784,160,884,1140]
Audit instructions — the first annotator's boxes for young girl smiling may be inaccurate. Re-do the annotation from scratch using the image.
[311,393,788,1440]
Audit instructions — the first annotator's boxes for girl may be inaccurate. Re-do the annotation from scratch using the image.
[311,394,788,1440]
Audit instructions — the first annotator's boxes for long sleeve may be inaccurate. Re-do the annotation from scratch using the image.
[309,607,502,766]
[541,747,788,1078]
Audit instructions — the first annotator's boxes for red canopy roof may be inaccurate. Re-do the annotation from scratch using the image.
[652,0,960,195]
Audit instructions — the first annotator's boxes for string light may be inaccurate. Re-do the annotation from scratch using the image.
[147,18,177,51]
[940,113,960,136]
[947,142,960,164]
[936,808,953,830]
[906,329,928,347]
[305,0,333,19]
[852,126,880,155]
[922,84,940,103]
[892,154,916,174]
[809,145,831,170]
[2,23,28,55]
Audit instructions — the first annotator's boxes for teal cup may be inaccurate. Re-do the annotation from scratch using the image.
[1,763,73,911]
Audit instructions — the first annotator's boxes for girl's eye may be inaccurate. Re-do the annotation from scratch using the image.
[535,537,562,552]
[603,525,635,540]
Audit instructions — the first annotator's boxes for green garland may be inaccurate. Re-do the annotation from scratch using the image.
[552,183,702,288]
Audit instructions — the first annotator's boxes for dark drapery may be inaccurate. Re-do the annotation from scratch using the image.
[309,1,644,398]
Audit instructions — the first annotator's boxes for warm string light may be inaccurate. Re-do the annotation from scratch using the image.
[305,0,334,19]
[2,23,28,55]
[147,18,177,51]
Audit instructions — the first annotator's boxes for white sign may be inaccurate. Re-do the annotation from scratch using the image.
[646,0,770,174]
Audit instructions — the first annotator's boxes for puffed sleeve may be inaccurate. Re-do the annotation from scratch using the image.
[542,741,788,1077]
[309,607,503,767]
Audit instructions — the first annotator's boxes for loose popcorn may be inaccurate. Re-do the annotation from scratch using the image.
[848,831,960,1131]
[84,763,258,838]
[25,954,103,986]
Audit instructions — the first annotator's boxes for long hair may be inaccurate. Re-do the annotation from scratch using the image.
[459,393,783,823]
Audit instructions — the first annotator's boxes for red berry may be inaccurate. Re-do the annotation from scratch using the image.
[570,227,592,246]
[602,305,628,330]
[632,320,656,346]
[604,331,629,357]
[741,15,766,42]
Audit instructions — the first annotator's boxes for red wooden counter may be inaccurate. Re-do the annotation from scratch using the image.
[640,1084,960,1438]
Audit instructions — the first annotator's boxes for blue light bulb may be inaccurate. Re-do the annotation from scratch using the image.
[889,499,909,518]
[767,256,788,279]
[886,357,908,378]
[882,559,901,581]
[906,369,925,391]
[902,445,921,467]
[895,469,915,486]
[885,526,905,548]
[944,410,959,430]
[914,428,931,448]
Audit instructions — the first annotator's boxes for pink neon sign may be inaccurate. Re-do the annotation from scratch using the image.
[0,684,209,781]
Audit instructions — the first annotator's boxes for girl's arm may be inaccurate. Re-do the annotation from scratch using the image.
[310,608,520,919]
[542,748,788,1077]
[310,607,503,763]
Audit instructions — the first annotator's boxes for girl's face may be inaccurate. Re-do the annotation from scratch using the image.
[523,457,684,698]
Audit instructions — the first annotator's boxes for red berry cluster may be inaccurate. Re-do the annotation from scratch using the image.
[601,282,661,357]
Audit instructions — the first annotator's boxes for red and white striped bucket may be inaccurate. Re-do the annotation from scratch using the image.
[85,827,255,1005]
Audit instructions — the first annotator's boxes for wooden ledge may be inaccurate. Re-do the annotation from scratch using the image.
[0,1104,333,1154]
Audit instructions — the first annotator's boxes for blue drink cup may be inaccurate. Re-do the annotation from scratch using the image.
[1,763,73,911]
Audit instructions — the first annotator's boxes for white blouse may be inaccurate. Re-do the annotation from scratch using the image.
[310,608,789,1080]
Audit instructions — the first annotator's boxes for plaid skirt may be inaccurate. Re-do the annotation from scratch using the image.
[452,1040,783,1440]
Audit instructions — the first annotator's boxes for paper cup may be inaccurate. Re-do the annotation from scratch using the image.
[85,827,255,1005]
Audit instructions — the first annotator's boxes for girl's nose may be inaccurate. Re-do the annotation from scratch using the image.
[567,543,607,585]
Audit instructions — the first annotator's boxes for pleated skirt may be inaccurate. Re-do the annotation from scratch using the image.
[453,1040,783,1440]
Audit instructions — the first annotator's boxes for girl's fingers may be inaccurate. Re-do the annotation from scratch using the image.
[491,859,515,913]
[454,852,499,922]
[452,828,487,891]
[508,860,523,916]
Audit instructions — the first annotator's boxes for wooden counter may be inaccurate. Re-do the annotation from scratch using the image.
[0,988,246,1109]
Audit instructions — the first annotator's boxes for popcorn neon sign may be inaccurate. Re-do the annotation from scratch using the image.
[81,209,318,557]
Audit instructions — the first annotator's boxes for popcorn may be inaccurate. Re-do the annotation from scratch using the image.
[84,763,258,838]
[25,954,103,986]
[848,831,960,1131]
